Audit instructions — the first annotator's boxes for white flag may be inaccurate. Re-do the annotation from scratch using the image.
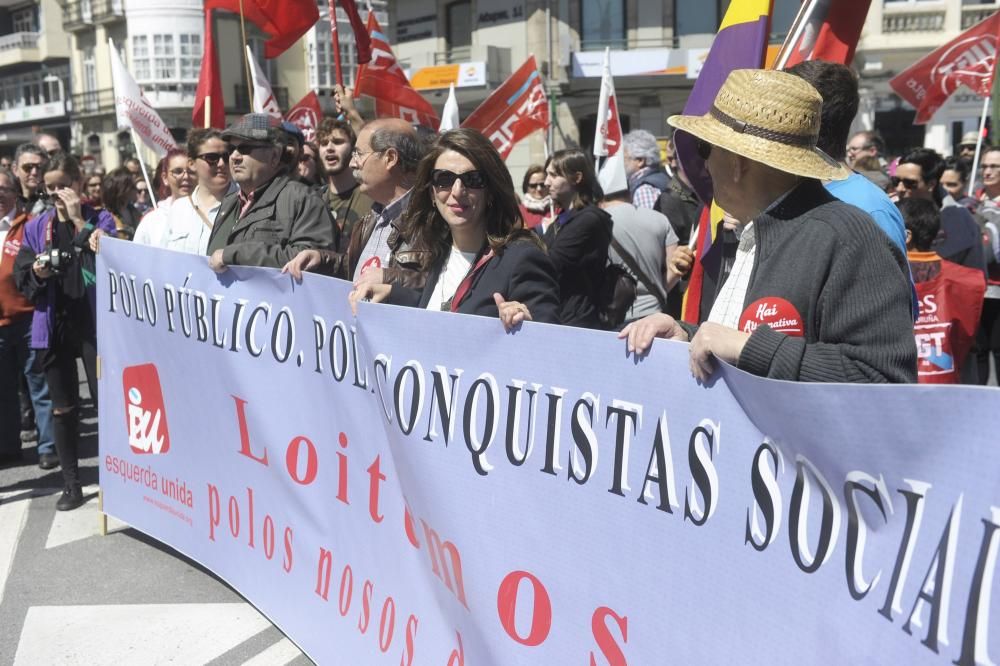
[246,46,283,118]
[593,47,622,159]
[108,38,176,157]
[439,83,460,132]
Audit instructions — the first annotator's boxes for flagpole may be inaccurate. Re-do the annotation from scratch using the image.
[205,97,212,129]
[772,0,815,70]
[130,129,158,210]
[969,92,991,199]
[330,0,344,87]
[239,0,254,111]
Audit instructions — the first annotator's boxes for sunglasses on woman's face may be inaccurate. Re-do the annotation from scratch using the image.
[431,169,487,190]
[528,182,546,190]
[891,176,920,190]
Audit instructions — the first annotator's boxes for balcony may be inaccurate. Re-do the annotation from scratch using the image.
[0,31,40,66]
[63,0,125,32]
[962,5,998,29]
[71,88,115,117]
[882,9,946,33]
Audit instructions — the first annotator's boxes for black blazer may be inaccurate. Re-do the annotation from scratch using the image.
[388,238,560,324]
[542,205,613,328]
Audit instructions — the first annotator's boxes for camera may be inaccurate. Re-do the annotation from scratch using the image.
[35,248,74,276]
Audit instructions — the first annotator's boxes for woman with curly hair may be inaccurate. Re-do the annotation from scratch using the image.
[350,128,559,329]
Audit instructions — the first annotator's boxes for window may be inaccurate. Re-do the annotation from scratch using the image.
[153,34,175,80]
[83,46,97,92]
[311,25,357,89]
[132,35,150,80]
[179,34,201,80]
[581,0,625,49]
[446,0,472,58]
[11,6,37,33]
[675,0,732,36]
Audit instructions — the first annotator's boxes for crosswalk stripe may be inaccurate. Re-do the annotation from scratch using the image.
[241,637,304,666]
[45,485,127,550]
[0,492,31,606]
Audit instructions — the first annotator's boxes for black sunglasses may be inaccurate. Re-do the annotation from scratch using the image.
[431,169,487,190]
[227,142,271,155]
[528,182,546,189]
[891,176,920,190]
[198,150,232,164]
[696,138,712,161]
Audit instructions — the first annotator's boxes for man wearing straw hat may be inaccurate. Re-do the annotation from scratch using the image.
[620,69,916,383]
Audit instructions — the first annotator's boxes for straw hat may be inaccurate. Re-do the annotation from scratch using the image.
[668,69,849,182]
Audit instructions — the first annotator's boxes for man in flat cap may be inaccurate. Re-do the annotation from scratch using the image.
[621,69,916,383]
[207,113,334,271]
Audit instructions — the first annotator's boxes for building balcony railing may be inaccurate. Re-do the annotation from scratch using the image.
[71,88,115,116]
[962,5,998,29]
[0,32,39,52]
[63,0,125,32]
[233,85,288,113]
[578,36,680,52]
[882,9,946,33]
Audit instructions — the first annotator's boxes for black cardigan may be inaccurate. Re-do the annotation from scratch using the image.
[387,238,560,323]
[542,205,613,328]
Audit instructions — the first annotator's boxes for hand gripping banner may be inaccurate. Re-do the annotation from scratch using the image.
[98,239,1000,664]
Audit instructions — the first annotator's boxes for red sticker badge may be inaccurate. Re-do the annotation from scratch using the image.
[123,363,171,454]
[360,255,382,275]
[738,297,805,337]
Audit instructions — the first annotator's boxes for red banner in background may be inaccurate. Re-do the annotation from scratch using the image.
[353,13,439,128]
[777,0,872,68]
[205,0,318,59]
[285,91,323,143]
[461,56,549,159]
[192,9,226,129]
[890,11,1000,124]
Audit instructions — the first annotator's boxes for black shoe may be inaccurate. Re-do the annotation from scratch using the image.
[38,452,60,470]
[20,429,36,443]
[56,486,84,511]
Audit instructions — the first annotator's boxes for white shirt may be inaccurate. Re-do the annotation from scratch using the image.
[424,247,478,311]
[161,185,227,255]
[133,197,174,247]
[0,214,11,249]
[708,222,755,329]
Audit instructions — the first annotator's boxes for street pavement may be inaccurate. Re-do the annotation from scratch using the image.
[0,375,313,665]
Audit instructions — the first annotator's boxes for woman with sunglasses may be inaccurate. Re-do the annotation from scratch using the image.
[519,165,558,231]
[542,148,613,329]
[13,152,117,510]
[349,129,559,329]
[156,129,235,255]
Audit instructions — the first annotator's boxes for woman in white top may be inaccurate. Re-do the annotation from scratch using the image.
[160,129,234,255]
[133,148,194,246]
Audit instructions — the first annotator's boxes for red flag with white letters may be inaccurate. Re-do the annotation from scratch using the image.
[353,13,439,128]
[285,91,323,143]
[890,11,1000,124]
[461,56,549,159]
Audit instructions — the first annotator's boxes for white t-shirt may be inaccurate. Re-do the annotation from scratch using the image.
[132,197,174,247]
[424,247,478,311]
[161,186,226,255]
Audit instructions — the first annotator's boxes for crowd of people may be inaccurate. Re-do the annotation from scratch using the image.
[2,62,997,509]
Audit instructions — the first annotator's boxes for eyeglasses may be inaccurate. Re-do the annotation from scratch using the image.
[696,139,712,161]
[351,147,382,163]
[169,167,196,177]
[431,169,487,190]
[846,144,874,153]
[528,182,547,190]
[982,163,1000,171]
[197,151,231,164]
[228,142,271,155]
[890,176,921,190]
[20,163,42,173]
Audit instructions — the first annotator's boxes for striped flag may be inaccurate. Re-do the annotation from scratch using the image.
[675,0,773,324]
[775,0,873,69]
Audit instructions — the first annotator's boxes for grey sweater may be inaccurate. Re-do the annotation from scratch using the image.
[693,179,917,383]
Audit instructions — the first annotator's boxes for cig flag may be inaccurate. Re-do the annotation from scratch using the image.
[285,91,323,143]
[461,56,549,159]
[108,38,177,157]
[246,45,283,118]
[593,47,623,158]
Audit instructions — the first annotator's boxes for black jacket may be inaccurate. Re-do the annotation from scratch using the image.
[388,238,560,323]
[542,205,612,328]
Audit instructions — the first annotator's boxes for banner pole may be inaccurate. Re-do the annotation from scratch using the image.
[130,129,158,210]
[330,0,344,87]
[969,92,991,199]
[205,96,212,129]
[239,0,254,111]
[772,0,814,70]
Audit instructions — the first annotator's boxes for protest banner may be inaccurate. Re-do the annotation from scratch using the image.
[108,39,177,158]
[205,0,318,59]
[246,46,283,118]
[593,47,623,160]
[461,56,548,159]
[98,239,1000,664]
[285,91,323,143]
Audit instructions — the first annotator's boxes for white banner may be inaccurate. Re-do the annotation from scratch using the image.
[108,38,177,157]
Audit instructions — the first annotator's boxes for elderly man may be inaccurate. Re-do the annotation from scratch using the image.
[283,118,428,288]
[845,130,881,168]
[621,69,916,383]
[206,114,334,271]
[0,168,55,468]
[623,129,670,209]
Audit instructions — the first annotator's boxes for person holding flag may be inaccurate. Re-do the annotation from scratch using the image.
[620,69,916,383]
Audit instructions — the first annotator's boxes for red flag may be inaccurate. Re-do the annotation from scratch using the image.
[339,0,371,64]
[890,11,1000,124]
[682,207,712,324]
[204,0,319,59]
[353,13,439,127]
[777,0,873,68]
[285,91,323,143]
[461,56,549,159]
[193,9,225,129]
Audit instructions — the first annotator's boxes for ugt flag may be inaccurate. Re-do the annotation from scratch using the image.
[890,11,1000,124]
[461,56,549,159]
[108,38,177,157]
[353,13,439,128]
[593,47,623,159]
[776,0,873,68]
